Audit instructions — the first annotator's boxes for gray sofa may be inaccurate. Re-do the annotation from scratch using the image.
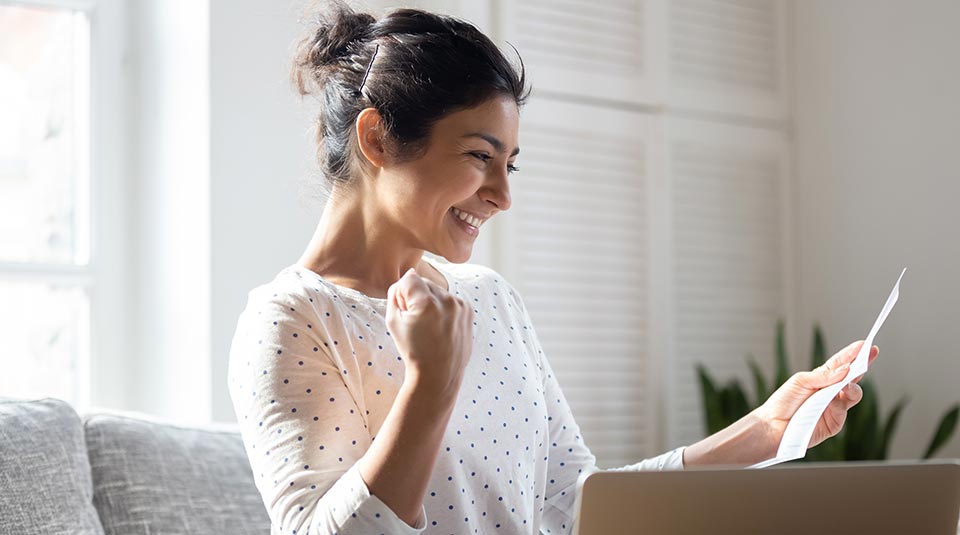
[0,397,270,534]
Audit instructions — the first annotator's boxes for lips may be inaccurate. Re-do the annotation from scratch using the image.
[449,207,480,237]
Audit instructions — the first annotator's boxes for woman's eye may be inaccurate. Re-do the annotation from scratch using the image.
[470,152,518,174]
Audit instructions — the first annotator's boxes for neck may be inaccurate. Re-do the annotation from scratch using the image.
[297,187,433,299]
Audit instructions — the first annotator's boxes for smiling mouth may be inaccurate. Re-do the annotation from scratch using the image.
[451,207,485,227]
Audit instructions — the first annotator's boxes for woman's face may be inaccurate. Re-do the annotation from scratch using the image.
[374,95,520,263]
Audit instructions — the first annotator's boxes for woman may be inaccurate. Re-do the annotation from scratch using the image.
[227,3,877,534]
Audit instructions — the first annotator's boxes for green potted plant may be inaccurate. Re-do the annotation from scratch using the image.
[697,321,959,461]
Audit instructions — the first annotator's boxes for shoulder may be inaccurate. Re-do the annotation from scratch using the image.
[228,266,359,384]
[241,265,334,321]
[231,265,356,355]
[433,258,527,310]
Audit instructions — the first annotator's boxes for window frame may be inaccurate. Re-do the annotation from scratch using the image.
[0,0,129,411]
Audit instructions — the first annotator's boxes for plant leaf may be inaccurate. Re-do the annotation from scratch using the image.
[811,324,827,369]
[924,404,959,459]
[844,379,880,460]
[878,397,908,460]
[697,365,724,435]
[775,319,790,390]
[747,356,768,407]
[722,381,750,426]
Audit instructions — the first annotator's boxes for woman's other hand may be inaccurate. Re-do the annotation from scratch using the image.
[758,340,880,450]
[385,268,474,399]
[683,340,880,467]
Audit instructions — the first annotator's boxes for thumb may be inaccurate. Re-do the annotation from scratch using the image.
[395,268,429,313]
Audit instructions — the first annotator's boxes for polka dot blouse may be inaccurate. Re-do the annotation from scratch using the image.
[227,256,686,535]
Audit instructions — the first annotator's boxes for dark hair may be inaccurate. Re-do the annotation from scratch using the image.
[291,1,529,187]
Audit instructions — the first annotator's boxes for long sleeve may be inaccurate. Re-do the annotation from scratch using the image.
[227,290,426,535]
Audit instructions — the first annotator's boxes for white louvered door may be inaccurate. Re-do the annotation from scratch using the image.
[498,0,663,106]
[662,117,793,449]
[494,97,660,468]
[665,0,789,119]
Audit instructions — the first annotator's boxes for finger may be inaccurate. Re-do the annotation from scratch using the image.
[825,384,863,426]
[386,281,402,320]
[840,382,864,408]
[851,346,880,385]
[823,340,866,372]
[818,396,851,441]
[794,362,851,390]
[395,268,430,312]
[420,276,447,299]
[421,276,463,310]
[387,280,397,308]
[395,279,409,312]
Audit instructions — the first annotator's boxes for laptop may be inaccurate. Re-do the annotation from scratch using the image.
[573,460,960,535]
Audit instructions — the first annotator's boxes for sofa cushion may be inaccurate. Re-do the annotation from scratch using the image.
[0,397,106,535]
[83,410,270,535]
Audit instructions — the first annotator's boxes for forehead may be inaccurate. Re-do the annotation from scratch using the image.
[431,95,520,147]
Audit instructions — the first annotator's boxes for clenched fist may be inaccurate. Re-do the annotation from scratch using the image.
[386,268,474,399]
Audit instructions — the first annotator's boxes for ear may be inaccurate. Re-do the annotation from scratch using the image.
[355,107,387,168]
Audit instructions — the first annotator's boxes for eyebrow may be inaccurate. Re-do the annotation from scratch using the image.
[461,132,520,157]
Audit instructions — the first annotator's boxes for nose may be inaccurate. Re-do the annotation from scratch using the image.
[480,169,512,212]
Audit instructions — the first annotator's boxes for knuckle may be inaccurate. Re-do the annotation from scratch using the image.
[426,293,442,309]
[438,297,457,311]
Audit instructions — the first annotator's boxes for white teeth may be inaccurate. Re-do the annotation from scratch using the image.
[451,207,483,228]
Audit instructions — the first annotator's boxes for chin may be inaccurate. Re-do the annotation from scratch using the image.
[434,244,472,264]
[446,250,472,263]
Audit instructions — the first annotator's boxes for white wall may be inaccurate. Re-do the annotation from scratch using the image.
[208,0,322,422]
[794,0,960,458]
[128,0,211,422]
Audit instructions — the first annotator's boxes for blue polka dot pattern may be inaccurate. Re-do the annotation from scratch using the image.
[228,256,686,535]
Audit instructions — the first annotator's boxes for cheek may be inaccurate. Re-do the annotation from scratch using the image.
[421,172,484,210]
[391,160,485,221]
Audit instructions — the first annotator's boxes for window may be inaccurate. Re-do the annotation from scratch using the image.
[0,3,92,403]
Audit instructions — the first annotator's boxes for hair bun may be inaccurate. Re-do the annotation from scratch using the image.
[292,1,375,94]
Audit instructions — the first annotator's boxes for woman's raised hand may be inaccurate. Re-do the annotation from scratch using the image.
[757,340,880,450]
[385,268,474,399]
[358,269,475,527]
